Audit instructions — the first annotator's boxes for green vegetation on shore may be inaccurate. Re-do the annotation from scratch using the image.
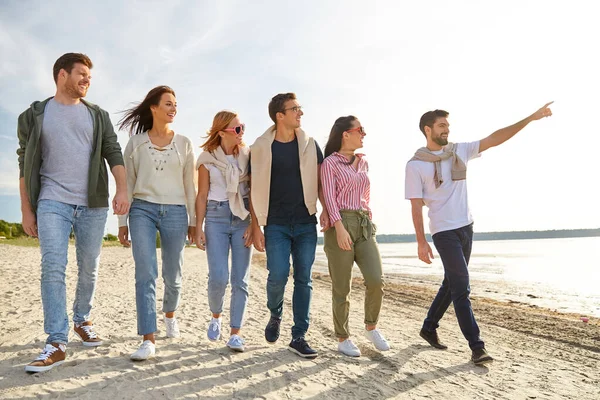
[2,219,599,247]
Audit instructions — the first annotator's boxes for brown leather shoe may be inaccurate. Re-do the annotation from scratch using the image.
[74,321,103,346]
[25,343,66,373]
[419,329,448,349]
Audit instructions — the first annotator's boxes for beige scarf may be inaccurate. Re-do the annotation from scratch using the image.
[410,143,466,188]
[196,146,250,219]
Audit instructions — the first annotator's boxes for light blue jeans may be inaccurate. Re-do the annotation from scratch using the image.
[204,200,252,329]
[37,199,108,344]
[129,199,188,336]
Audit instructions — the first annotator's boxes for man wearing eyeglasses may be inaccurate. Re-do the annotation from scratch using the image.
[249,92,329,358]
[405,102,553,366]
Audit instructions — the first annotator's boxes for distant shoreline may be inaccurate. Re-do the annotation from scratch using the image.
[317,228,600,244]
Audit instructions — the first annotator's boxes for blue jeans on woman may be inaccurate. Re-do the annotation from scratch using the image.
[36,199,108,344]
[264,223,317,339]
[204,200,252,329]
[129,199,188,336]
[423,223,484,350]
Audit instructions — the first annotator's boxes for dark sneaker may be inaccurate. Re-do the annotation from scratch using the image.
[74,321,103,346]
[25,343,66,373]
[265,316,281,343]
[419,329,448,350]
[288,337,318,359]
[471,348,494,365]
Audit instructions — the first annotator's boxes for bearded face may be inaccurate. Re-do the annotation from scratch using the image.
[62,63,91,99]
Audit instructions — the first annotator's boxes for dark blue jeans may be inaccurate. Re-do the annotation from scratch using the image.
[423,224,484,350]
[264,223,317,339]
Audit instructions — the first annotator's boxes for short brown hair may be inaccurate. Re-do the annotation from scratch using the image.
[419,109,449,137]
[268,92,296,124]
[53,53,93,83]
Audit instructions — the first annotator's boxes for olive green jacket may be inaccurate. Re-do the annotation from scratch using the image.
[16,97,124,211]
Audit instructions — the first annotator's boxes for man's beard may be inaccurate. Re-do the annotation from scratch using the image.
[433,136,448,146]
[65,80,86,98]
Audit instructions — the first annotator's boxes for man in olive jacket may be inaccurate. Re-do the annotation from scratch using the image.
[16,53,129,373]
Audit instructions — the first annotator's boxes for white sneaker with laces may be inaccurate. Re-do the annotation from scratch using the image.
[338,339,361,357]
[130,340,156,361]
[365,328,390,351]
[207,317,222,341]
[164,316,180,338]
[227,334,245,352]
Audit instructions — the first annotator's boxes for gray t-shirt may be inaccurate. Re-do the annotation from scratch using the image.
[39,99,94,206]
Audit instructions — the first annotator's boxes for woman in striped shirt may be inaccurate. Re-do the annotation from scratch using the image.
[321,116,390,357]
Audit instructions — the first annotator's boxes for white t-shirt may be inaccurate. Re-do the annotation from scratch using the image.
[405,141,481,235]
[204,155,250,201]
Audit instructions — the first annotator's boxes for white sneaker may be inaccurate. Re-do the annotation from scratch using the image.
[227,334,245,352]
[338,339,361,357]
[164,316,180,338]
[365,329,390,351]
[207,317,222,341]
[130,340,156,361]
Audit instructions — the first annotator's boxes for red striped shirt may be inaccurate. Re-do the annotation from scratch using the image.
[320,152,371,225]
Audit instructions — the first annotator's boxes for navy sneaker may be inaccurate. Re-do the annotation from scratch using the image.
[471,348,494,365]
[265,316,281,343]
[288,337,318,359]
[419,328,448,350]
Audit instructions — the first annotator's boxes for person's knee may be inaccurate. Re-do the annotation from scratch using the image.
[135,265,158,283]
[230,273,248,291]
[163,271,182,289]
[267,262,290,286]
[41,264,66,283]
[268,273,288,288]
[208,272,229,290]
[450,278,471,299]
[365,274,384,291]
[332,282,351,299]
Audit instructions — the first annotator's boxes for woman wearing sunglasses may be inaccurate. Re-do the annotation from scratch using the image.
[320,116,389,357]
[196,110,252,352]
[117,86,196,361]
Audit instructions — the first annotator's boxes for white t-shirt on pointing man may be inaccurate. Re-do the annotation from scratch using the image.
[405,141,481,236]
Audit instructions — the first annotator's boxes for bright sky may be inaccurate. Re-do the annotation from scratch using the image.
[0,0,598,235]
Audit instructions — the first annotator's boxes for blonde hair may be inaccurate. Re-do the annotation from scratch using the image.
[200,110,245,155]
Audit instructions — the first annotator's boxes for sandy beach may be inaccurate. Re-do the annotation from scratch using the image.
[0,243,598,399]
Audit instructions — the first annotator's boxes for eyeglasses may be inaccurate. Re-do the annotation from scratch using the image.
[223,124,245,135]
[346,126,366,135]
[281,105,303,114]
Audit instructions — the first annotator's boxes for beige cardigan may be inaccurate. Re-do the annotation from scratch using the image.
[196,146,250,220]
[250,125,318,226]
[409,143,466,188]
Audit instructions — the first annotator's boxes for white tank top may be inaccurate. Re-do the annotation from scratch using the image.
[205,155,249,201]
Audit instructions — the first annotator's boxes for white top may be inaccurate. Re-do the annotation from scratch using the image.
[405,141,480,235]
[204,155,250,201]
[118,132,196,227]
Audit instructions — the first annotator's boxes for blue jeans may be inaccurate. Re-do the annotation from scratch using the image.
[37,199,108,344]
[264,223,317,339]
[129,199,188,336]
[205,200,252,329]
[423,224,484,350]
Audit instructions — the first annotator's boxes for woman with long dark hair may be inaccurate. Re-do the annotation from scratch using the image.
[321,116,389,357]
[196,110,252,352]
[117,86,196,360]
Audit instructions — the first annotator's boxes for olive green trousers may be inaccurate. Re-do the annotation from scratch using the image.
[324,210,384,339]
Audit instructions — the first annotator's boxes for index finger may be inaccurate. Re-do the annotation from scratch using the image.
[543,101,554,108]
